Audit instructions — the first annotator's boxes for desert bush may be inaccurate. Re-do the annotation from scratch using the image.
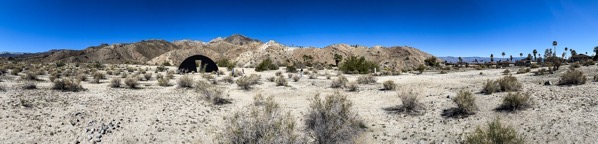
[286,65,297,73]
[255,58,279,72]
[482,79,500,94]
[124,77,139,89]
[571,62,581,69]
[178,75,194,88]
[275,76,288,86]
[267,76,276,82]
[144,73,152,81]
[424,56,439,67]
[330,75,348,88]
[346,81,358,92]
[305,92,365,144]
[452,90,477,116]
[218,94,300,143]
[52,78,84,92]
[93,72,106,80]
[533,68,548,76]
[339,56,379,74]
[516,68,530,74]
[236,74,261,90]
[222,76,234,84]
[558,69,586,85]
[121,72,128,78]
[110,78,121,88]
[20,72,38,81]
[382,80,396,91]
[384,90,423,115]
[200,86,229,105]
[439,70,448,74]
[22,81,37,90]
[496,75,522,92]
[530,63,539,68]
[275,71,282,76]
[464,117,525,144]
[11,68,21,75]
[156,73,164,79]
[287,73,293,79]
[357,74,376,84]
[502,69,510,75]
[216,58,236,70]
[194,80,212,92]
[416,64,426,74]
[496,92,531,111]
[157,78,169,86]
[292,75,300,82]
[75,74,88,82]
[583,59,596,66]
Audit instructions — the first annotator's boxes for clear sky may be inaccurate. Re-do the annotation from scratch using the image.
[0,0,597,57]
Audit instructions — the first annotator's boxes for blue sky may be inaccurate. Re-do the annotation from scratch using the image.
[0,0,597,57]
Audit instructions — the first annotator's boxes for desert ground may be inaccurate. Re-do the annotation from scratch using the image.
[1,64,598,143]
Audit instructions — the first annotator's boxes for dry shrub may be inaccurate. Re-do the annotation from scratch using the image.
[382,80,396,91]
[124,77,139,89]
[110,77,121,88]
[200,86,230,105]
[11,68,21,75]
[309,73,317,79]
[439,70,448,74]
[144,73,152,81]
[93,72,106,80]
[222,76,234,84]
[120,72,128,78]
[496,92,531,111]
[157,78,169,86]
[305,92,365,144]
[357,74,376,84]
[482,79,500,94]
[502,69,510,75]
[275,71,282,76]
[0,84,5,92]
[464,117,525,144]
[52,78,84,92]
[275,76,288,86]
[20,72,38,81]
[346,81,358,92]
[530,63,539,68]
[583,59,596,66]
[384,90,423,115]
[202,73,214,80]
[571,62,581,69]
[443,90,477,117]
[236,74,261,90]
[330,75,348,88]
[178,75,194,88]
[558,69,586,85]
[22,81,37,90]
[496,75,522,92]
[326,73,331,79]
[292,75,300,82]
[533,68,548,76]
[218,94,301,143]
[516,68,530,74]
[287,73,293,79]
[194,80,211,92]
[267,76,276,82]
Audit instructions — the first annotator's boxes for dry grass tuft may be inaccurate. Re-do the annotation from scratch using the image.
[178,75,194,88]
[275,76,288,86]
[464,117,525,144]
[236,74,261,90]
[305,92,366,144]
[124,77,139,89]
[558,69,587,85]
[22,81,37,90]
[496,92,532,112]
[52,78,84,92]
[382,80,396,91]
[357,74,376,84]
[346,81,358,92]
[158,77,170,86]
[384,90,424,115]
[292,75,300,82]
[110,77,121,88]
[482,75,522,94]
[330,75,348,88]
[442,90,477,118]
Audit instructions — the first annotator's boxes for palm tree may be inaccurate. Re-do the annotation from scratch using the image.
[520,53,523,59]
[502,52,505,60]
[490,54,494,62]
[593,46,598,56]
[510,55,513,62]
[533,49,538,62]
[564,47,568,59]
[553,41,558,57]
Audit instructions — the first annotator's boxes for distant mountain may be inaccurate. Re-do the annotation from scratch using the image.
[438,56,525,63]
[14,34,437,70]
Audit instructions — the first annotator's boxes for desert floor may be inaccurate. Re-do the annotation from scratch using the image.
[1,65,598,143]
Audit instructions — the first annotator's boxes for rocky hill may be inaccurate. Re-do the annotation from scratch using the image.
[14,34,437,70]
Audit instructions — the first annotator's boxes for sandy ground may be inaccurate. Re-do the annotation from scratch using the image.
[1,64,598,143]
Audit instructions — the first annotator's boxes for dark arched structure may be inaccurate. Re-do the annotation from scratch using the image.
[178,55,219,73]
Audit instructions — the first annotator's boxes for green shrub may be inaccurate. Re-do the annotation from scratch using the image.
[255,58,279,72]
[558,69,586,85]
[286,65,297,73]
[216,58,236,70]
[382,80,396,91]
[305,92,365,144]
[357,74,376,84]
[339,56,379,74]
[178,75,194,88]
[496,92,531,111]
[218,94,301,143]
[464,117,525,144]
[416,64,426,74]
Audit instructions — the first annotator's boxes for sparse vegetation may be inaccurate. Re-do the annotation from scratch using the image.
[516,68,530,74]
[330,75,348,88]
[502,69,510,75]
[309,73,317,79]
[496,92,532,111]
[110,78,121,88]
[275,76,288,86]
[384,90,423,115]
[236,74,261,90]
[144,73,152,81]
[20,72,38,81]
[305,92,365,144]
[52,78,84,92]
[218,94,300,143]
[464,117,525,144]
[222,76,234,84]
[178,75,194,88]
[286,65,297,73]
[443,90,477,117]
[216,58,236,70]
[483,75,522,94]
[22,81,37,90]
[416,64,426,74]
[382,80,396,91]
[339,56,379,74]
[357,74,376,84]
[292,75,300,82]
[558,69,586,85]
[346,81,358,91]
[124,77,139,89]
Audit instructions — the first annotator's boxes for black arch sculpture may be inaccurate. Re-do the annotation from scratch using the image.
[178,55,219,73]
